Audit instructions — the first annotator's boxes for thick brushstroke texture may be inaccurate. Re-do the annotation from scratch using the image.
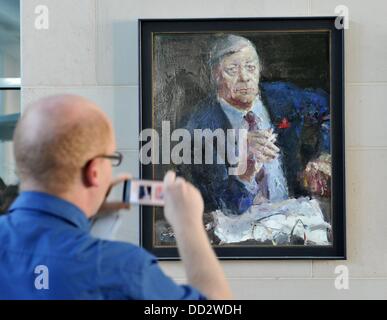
[177,81,330,215]
[151,32,331,245]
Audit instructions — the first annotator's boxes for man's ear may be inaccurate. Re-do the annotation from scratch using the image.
[83,159,100,188]
[213,65,222,84]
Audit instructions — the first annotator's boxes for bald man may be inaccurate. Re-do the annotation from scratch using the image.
[0,95,231,300]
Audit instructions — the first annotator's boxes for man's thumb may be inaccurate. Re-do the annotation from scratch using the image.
[163,170,176,187]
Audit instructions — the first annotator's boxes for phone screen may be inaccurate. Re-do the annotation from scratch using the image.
[123,179,164,206]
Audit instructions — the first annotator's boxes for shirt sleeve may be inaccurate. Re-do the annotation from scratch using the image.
[123,248,207,300]
[115,245,206,300]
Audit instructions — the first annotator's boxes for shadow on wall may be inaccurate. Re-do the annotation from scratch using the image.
[97,20,136,84]
[0,177,18,215]
[113,21,137,84]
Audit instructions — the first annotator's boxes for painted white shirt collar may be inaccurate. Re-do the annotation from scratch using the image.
[218,96,272,130]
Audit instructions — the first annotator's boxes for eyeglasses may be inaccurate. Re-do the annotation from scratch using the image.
[85,151,123,168]
[98,151,123,167]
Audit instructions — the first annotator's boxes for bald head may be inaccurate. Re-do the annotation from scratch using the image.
[14,95,114,193]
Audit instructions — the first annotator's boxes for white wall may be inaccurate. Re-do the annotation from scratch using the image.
[0,0,20,185]
[21,0,387,299]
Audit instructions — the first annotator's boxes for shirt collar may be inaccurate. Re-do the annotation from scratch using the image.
[9,191,91,231]
[218,96,264,129]
[218,96,249,116]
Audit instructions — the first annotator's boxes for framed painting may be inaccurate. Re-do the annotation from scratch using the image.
[139,17,345,259]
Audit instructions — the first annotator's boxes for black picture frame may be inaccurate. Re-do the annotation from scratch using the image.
[139,17,345,260]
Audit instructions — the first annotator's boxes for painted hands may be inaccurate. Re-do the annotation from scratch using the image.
[239,128,280,183]
[247,128,280,162]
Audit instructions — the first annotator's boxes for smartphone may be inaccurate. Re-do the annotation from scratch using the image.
[123,179,164,206]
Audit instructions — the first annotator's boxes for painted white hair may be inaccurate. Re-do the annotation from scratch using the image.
[209,34,260,70]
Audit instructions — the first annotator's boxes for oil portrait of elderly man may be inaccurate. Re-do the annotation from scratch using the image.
[150,29,338,251]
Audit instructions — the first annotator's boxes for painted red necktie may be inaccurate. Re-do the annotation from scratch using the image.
[243,111,269,199]
[244,111,259,131]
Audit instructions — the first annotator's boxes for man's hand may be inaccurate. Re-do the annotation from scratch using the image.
[238,153,262,183]
[95,174,131,218]
[248,128,280,162]
[238,128,280,183]
[162,170,232,300]
[163,171,204,231]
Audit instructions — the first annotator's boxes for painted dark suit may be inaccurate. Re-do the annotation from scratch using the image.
[177,81,330,215]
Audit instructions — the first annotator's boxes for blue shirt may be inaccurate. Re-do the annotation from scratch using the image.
[0,191,206,300]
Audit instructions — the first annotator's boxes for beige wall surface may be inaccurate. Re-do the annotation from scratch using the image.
[21,0,387,299]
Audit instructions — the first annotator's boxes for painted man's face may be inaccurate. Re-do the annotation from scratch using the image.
[215,45,260,110]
